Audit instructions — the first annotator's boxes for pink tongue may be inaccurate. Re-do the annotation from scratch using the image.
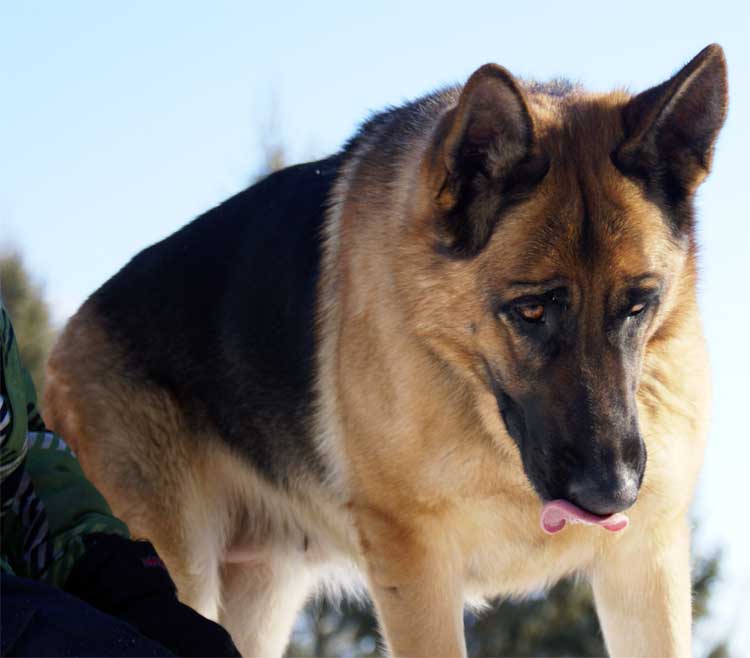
[541,499,629,534]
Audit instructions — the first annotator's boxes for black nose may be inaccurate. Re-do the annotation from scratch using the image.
[566,469,639,516]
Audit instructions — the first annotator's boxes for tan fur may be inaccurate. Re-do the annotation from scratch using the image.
[45,53,721,658]
[45,307,366,654]
[313,87,709,658]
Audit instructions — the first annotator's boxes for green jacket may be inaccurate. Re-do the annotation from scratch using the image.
[0,302,128,587]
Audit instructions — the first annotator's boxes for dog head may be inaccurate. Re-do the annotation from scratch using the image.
[411,45,727,515]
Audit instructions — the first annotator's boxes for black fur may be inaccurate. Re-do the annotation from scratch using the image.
[90,156,343,486]
[612,44,727,237]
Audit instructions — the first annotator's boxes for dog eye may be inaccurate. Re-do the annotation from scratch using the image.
[628,302,647,317]
[515,303,545,323]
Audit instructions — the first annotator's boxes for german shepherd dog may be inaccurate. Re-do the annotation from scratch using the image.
[45,44,727,657]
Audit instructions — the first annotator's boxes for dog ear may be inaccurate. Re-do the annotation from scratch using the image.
[427,64,548,256]
[443,64,536,182]
[613,44,728,230]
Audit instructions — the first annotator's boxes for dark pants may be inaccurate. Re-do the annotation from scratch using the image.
[1,574,174,657]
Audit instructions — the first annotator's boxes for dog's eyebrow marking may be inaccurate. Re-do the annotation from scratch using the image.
[507,276,567,291]
[619,274,664,296]
[622,273,661,285]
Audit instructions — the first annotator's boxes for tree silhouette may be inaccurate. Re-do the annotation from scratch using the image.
[288,550,727,657]
[0,250,55,397]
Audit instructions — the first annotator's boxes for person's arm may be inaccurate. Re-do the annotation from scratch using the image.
[1,305,129,587]
[1,304,239,656]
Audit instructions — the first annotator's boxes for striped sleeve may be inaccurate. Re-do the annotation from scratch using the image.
[0,393,10,440]
[1,303,129,587]
[0,312,28,482]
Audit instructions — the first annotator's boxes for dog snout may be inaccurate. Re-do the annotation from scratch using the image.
[566,466,640,516]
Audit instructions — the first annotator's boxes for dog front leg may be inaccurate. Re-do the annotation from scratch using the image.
[591,519,693,657]
[355,506,466,658]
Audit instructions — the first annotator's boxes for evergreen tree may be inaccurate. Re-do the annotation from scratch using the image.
[0,250,55,396]
[288,549,727,657]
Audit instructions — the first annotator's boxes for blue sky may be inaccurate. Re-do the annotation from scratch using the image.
[2,1,748,654]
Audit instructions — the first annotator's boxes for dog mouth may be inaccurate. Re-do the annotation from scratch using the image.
[488,376,633,536]
[540,499,629,534]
